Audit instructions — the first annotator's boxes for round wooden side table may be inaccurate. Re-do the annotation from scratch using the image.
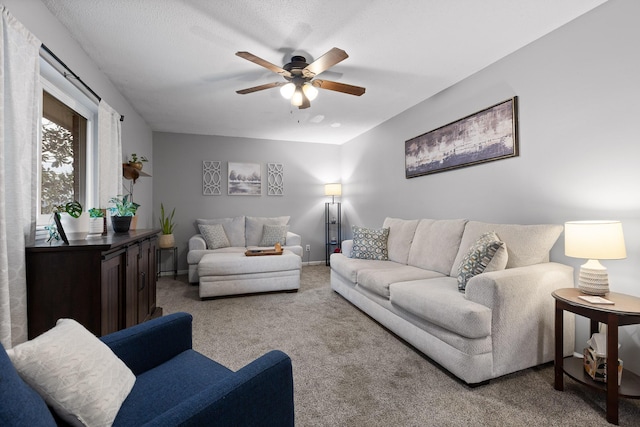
[553,288,640,425]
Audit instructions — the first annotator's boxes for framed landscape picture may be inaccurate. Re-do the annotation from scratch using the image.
[228,162,261,195]
[405,97,518,178]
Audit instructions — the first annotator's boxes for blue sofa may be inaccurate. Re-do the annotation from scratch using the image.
[0,312,295,426]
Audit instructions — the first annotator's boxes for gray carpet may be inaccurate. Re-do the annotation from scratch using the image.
[157,265,640,426]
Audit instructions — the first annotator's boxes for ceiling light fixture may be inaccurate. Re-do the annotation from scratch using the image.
[291,86,304,107]
[302,83,318,101]
[280,82,295,99]
[236,48,365,110]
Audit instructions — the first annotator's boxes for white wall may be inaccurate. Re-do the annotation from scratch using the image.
[3,0,154,227]
[341,0,640,370]
[152,132,341,267]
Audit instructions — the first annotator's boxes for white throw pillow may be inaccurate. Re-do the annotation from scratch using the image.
[199,223,231,249]
[7,319,136,427]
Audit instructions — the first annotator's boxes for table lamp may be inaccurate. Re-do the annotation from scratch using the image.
[564,220,627,295]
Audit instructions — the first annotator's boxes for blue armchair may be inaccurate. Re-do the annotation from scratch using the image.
[0,312,295,426]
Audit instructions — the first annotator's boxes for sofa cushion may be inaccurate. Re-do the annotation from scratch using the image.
[0,343,56,426]
[199,223,231,249]
[457,232,507,292]
[407,219,468,275]
[259,224,288,246]
[451,221,563,275]
[382,217,420,264]
[246,216,290,247]
[351,225,390,260]
[330,253,400,284]
[389,278,492,339]
[114,350,233,425]
[197,216,246,247]
[7,318,136,427]
[357,266,445,298]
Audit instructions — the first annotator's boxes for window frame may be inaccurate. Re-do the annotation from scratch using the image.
[38,58,99,226]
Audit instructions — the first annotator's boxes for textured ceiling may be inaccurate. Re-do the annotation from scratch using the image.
[41,0,607,144]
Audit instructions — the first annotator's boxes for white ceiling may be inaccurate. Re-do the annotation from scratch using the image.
[41,0,607,145]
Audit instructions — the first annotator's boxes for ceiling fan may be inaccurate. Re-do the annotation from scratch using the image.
[235,47,365,109]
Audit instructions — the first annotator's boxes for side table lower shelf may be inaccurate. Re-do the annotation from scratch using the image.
[157,247,178,279]
[563,356,640,399]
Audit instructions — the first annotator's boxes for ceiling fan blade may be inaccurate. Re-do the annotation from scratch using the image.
[236,51,292,78]
[236,82,285,94]
[303,47,348,78]
[312,79,366,96]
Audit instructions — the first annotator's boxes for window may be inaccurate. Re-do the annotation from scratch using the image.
[38,57,98,226]
[41,91,87,215]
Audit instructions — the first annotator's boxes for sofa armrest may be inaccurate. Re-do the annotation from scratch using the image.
[285,231,301,246]
[189,234,207,251]
[465,262,575,376]
[100,312,193,375]
[145,350,294,427]
[341,239,353,257]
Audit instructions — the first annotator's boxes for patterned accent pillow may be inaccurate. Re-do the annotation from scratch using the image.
[457,231,506,292]
[351,225,390,260]
[199,223,231,249]
[259,224,288,246]
[6,318,135,426]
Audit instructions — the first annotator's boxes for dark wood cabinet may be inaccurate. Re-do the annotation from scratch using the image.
[26,229,161,338]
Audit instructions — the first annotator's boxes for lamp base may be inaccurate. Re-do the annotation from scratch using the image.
[578,259,609,296]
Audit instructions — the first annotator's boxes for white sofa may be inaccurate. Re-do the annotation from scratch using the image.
[330,217,576,385]
[188,216,303,284]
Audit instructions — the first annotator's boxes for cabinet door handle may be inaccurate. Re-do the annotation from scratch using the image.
[139,271,146,291]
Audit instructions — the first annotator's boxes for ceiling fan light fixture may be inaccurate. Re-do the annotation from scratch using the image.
[280,82,295,99]
[291,87,304,107]
[302,83,318,101]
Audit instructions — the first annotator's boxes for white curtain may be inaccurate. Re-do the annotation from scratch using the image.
[98,100,122,208]
[0,6,41,348]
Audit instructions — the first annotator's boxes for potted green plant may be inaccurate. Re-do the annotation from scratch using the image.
[158,203,176,248]
[88,208,106,235]
[108,195,140,233]
[128,153,148,170]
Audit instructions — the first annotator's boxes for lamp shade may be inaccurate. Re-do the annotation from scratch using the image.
[324,183,342,197]
[280,83,295,99]
[564,220,627,260]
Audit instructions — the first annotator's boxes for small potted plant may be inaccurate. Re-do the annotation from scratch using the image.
[88,208,107,235]
[108,195,140,233]
[128,153,148,171]
[158,203,176,248]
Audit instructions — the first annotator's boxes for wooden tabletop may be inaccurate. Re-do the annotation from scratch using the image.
[552,288,640,316]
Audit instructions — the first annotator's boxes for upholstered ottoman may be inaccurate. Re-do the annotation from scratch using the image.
[198,250,302,298]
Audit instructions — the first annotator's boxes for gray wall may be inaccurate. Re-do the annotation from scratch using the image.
[4,0,154,228]
[341,0,640,371]
[152,132,341,266]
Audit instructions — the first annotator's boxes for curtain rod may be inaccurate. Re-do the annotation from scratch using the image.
[40,44,125,122]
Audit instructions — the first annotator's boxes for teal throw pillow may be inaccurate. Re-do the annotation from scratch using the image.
[457,231,506,292]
